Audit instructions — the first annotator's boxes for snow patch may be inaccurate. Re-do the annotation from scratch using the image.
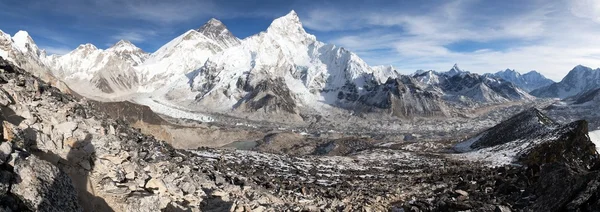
[589,130,600,153]
[453,134,484,152]
[132,95,215,122]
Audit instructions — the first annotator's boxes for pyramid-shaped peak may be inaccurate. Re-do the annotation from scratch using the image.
[445,63,468,76]
[197,18,238,41]
[198,18,227,32]
[268,10,303,31]
[452,63,461,70]
[115,39,132,45]
[283,10,299,20]
[206,18,224,26]
[109,40,142,52]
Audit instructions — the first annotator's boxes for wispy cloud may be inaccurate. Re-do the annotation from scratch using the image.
[303,0,600,81]
[40,45,72,55]
[110,30,157,43]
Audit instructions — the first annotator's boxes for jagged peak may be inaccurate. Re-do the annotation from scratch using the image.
[197,18,226,32]
[497,69,521,76]
[196,18,238,42]
[75,43,99,51]
[267,10,305,33]
[452,63,461,70]
[445,63,468,76]
[108,40,142,52]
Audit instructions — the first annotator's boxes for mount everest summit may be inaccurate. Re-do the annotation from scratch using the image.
[1,10,536,121]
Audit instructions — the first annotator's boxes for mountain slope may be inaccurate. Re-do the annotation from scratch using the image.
[0,30,72,93]
[486,69,554,92]
[531,65,600,98]
[454,107,598,168]
[161,11,380,117]
[137,19,241,91]
[413,67,533,104]
[46,42,144,96]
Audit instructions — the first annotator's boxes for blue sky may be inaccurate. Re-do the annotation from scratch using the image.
[2,0,600,80]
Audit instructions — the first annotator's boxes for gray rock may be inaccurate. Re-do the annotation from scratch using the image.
[0,142,11,164]
[495,205,512,212]
[55,121,78,137]
[11,155,83,212]
[0,89,13,107]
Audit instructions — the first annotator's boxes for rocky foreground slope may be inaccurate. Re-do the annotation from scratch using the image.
[0,55,599,211]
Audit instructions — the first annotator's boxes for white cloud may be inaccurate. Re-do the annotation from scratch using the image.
[307,0,600,81]
[110,30,157,43]
[570,0,600,23]
[40,46,72,55]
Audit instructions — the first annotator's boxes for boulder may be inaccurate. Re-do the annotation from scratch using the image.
[11,155,82,212]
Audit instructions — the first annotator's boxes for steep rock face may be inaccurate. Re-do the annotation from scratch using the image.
[455,108,557,151]
[441,73,533,104]
[357,76,448,117]
[450,107,600,211]
[455,107,599,169]
[521,120,599,168]
[486,69,553,92]
[443,64,469,77]
[233,77,297,114]
[565,87,600,104]
[531,65,600,98]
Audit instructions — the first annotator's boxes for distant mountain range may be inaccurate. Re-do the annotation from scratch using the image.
[531,65,600,99]
[485,69,554,92]
[0,10,553,121]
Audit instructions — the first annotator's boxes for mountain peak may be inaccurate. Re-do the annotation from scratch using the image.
[76,43,98,51]
[13,30,31,40]
[573,64,592,71]
[498,69,521,77]
[11,30,38,53]
[108,40,142,52]
[267,10,304,34]
[445,63,467,76]
[197,18,238,42]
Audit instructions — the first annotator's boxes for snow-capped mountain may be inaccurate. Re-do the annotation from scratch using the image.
[443,64,469,77]
[0,11,538,122]
[0,30,72,93]
[359,76,449,117]
[372,65,402,84]
[531,65,600,99]
[413,66,533,104]
[137,18,241,91]
[166,11,379,115]
[46,42,145,96]
[485,69,553,92]
[107,40,148,66]
[45,18,240,98]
